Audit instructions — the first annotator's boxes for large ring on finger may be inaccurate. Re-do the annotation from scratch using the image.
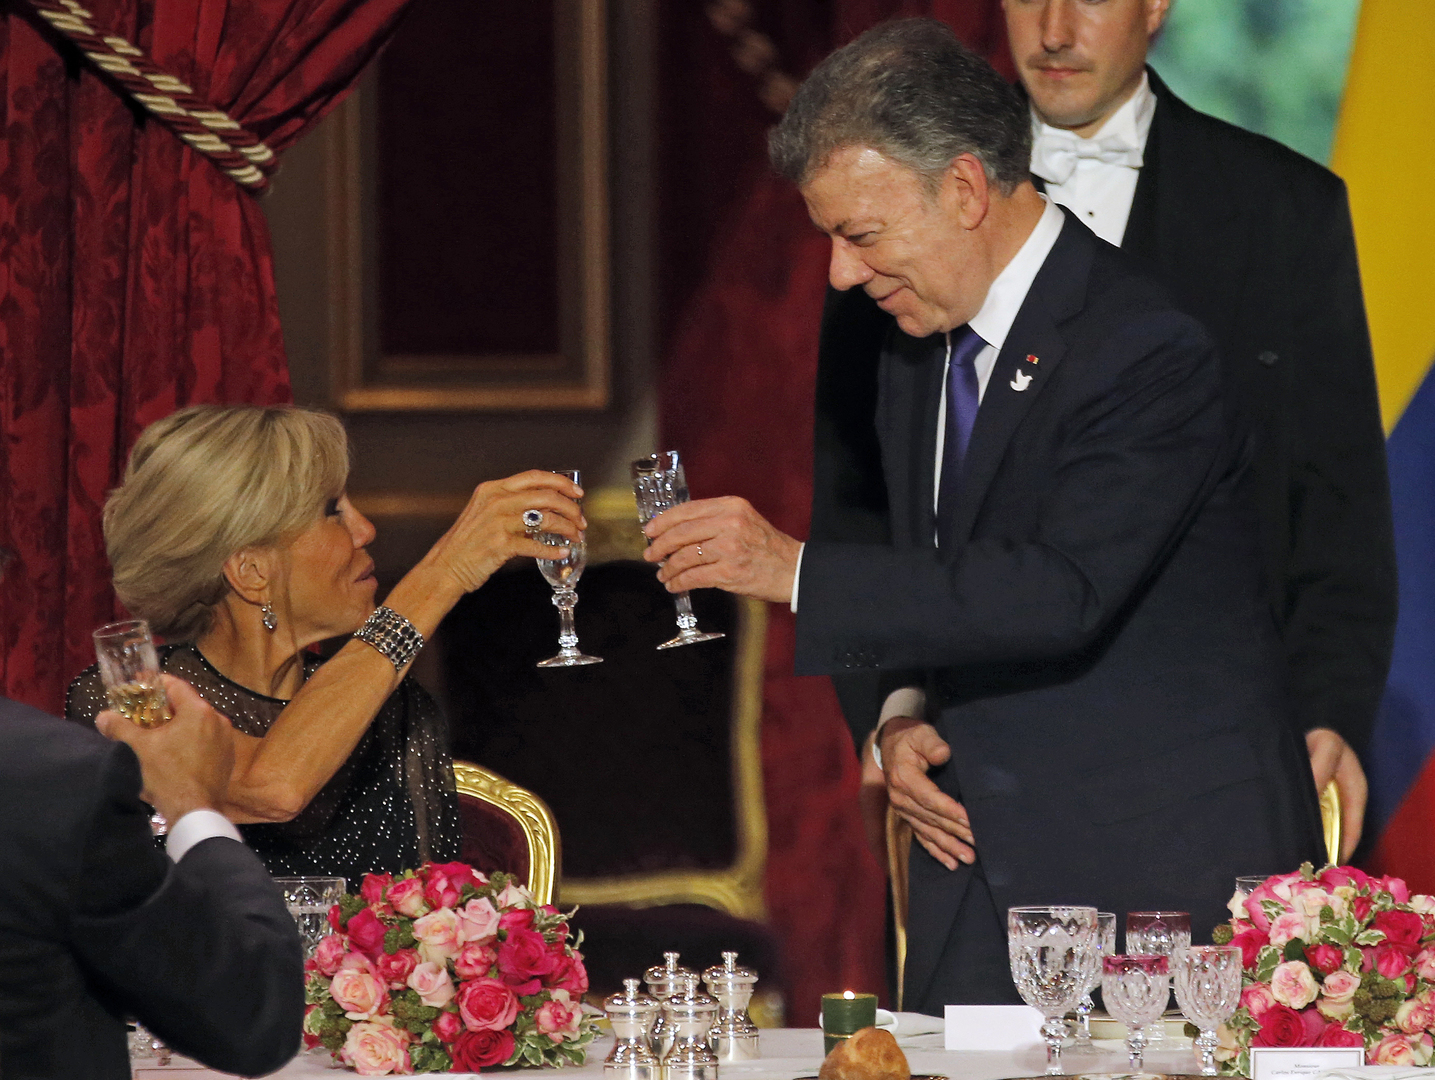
[522,508,544,531]
[696,544,704,558]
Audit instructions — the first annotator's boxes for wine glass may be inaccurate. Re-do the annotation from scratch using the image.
[535,470,602,667]
[1102,954,1170,1071]
[273,876,348,959]
[1174,945,1243,1076]
[1007,905,1099,1074]
[1070,910,1116,1050]
[1126,910,1189,1043]
[631,451,725,649]
[93,619,172,836]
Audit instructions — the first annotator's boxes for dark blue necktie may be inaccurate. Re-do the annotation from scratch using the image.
[936,325,985,547]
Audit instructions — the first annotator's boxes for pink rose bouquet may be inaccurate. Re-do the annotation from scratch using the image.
[304,863,599,1074]
[1211,863,1435,1075]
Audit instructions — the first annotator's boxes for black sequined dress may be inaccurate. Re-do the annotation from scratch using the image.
[66,644,461,885]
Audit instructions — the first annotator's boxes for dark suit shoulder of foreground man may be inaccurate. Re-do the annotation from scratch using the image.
[0,682,303,1080]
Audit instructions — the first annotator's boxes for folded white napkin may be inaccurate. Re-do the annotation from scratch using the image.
[1316,1070,1426,1080]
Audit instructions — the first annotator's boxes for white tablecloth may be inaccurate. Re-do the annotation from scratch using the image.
[134,1027,1205,1080]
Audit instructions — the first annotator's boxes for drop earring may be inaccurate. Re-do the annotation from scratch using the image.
[262,602,278,632]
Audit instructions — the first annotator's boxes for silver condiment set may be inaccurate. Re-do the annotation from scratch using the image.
[604,979,661,1080]
[703,952,760,1061]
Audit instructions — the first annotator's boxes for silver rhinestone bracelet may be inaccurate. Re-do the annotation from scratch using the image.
[354,606,425,671]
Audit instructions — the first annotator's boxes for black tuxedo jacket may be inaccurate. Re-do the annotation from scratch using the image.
[811,73,1396,758]
[0,698,304,1080]
[796,212,1325,1008]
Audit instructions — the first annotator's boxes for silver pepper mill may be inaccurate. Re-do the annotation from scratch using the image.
[703,952,760,1061]
[661,974,720,1080]
[645,952,696,1060]
[605,979,661,1080]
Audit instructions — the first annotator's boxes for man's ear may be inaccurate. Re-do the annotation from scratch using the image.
[1146,0,1171,35]
[222,548,275,605]
[944,152,992,231]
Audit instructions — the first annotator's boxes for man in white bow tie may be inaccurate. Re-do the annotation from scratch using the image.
[806,0,1391,879]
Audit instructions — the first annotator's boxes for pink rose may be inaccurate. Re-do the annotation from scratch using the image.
[1416,948,1435,981]
[1353,895,1374,923]
[548,951,589,995]
[534,989,583,1042]
[456,897,501,945]
[373,948,418,988]
[386,876,429,919]
[1242,982,1279,1018]
[313,934,348,977]
[339,951,375,973]
[498,927,557,995]
[457,977,520,1032]
[1305,944,1343,975]
[1246,874,1302,932]
[330,968,388,1021]
[1376,909,1425,947]
[1317,969,1362,1019]
[454,941,499,980]
[426,861,484,891]
[499,907,534,933]
[433,1010,463,1043]
[1372,1032,1433,1065]
[345,907,389,960]
[496,881,534,908]
[1269,912,1311,949]
[1376,942,1416,979]
[1253,1005,1307,1048]
[360,873,394,906]
[412,908,462,964]
[340,1020,410,1076]
[1232,926,1270,969]
[407,961,456,1008]
[424,868,463,911]
[1396,991,1435,1036]
[1317,1023,1365,1049]
[451,1028,514,1071]
[1384,877,1413,905]
[1271,961,1319,1010]
[1299,1010,1329,1047]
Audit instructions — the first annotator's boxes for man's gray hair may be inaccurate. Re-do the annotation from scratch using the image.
[769,18,1031,194]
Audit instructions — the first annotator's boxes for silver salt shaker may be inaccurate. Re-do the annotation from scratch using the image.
[662,974,720,1080]
[645,951,695,1060]
[703,952,759,1061]
[605,979,660,1080]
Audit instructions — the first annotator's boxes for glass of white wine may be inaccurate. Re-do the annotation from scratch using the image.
[536,470,602,668]
[631,451,725,649]
[93,619,172,837]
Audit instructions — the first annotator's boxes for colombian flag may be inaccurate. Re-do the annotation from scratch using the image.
[1332,1,1435,883]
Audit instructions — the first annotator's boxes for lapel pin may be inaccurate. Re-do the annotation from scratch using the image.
[1025,354,1039,365]
[1010,370,1032,392]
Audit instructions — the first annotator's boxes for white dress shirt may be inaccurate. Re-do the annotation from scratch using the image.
[166,808,244,862]
[1030,72,1155,246]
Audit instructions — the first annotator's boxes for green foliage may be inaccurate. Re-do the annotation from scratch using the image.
[1212,923,1235,945]
[409,1044,452,1073]
[1283,938,1307,962]
[338,893,365,925]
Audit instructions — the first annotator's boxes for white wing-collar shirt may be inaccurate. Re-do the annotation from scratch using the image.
[1029,71,1155,246]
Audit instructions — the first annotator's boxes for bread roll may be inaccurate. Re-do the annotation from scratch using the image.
[818,1026,911,1080]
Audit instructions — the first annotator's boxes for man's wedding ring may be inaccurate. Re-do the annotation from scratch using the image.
[522,508,544,532]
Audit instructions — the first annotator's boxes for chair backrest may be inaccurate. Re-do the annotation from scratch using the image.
[453,760,561,906]
[441,560,768,920]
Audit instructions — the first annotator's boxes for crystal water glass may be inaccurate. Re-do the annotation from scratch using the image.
[1126,910,1189,1042]
[1008,905,1099,1074]
[273,876,347,959]
[631,451,725,649]
[536,469,602,667]
[1174,945,1243,1076]
[1070,911,1116,1050]
[1102,954,1170,1070]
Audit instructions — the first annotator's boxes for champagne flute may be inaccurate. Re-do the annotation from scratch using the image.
[1070,911,1116,1050]
[1007,905,1099,1075]
[536,470,602,667]
[93,619,171,836]
[631,451,725,649]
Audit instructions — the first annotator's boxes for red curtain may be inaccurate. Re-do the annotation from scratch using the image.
[0,0,413,714]
[657,0,1011,1023]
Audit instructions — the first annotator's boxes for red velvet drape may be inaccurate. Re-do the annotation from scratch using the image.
[0,0,413,714]
[658,0,1011,1024]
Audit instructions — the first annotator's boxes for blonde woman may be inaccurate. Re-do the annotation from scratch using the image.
[67,405,582,882]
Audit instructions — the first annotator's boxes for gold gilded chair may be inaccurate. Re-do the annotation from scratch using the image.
[884,780,1343,1009]
[453,760,561,907]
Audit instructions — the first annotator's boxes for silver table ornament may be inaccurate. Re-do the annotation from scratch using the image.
[645,951,697,1060]
[605,979,661,1080]
[661,974,720,1080]
[703,952,760,1061]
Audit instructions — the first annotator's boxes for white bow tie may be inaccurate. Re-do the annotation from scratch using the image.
[1030,130,1144,185]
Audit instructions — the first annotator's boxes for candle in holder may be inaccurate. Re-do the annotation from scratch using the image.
[822,991,877,1055]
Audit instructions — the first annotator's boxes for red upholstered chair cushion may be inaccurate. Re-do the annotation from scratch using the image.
[458,792,531,886]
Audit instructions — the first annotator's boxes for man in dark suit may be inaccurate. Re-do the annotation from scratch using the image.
[0,671,304,1078]
[821,0,1393,869]
[644,18,1325,1009]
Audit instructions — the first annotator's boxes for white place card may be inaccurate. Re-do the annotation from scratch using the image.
[1249,1046,1367,1080]
[943,1004,1043,1051]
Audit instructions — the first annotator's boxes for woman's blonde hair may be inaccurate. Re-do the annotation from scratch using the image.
[104,404,350,641]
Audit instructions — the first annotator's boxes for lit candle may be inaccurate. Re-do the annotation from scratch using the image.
[821,991,877,1055]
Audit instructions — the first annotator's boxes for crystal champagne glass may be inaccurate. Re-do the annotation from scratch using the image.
[1174,945,1243,1076]
[1126,909,1189,1043]
[93,619,172,837]
[631,451,725,649]
[1007,905,1099,1075]
[1070,910,1116,1050]
[1102,954,1171,1070]
[536,470,602,667]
